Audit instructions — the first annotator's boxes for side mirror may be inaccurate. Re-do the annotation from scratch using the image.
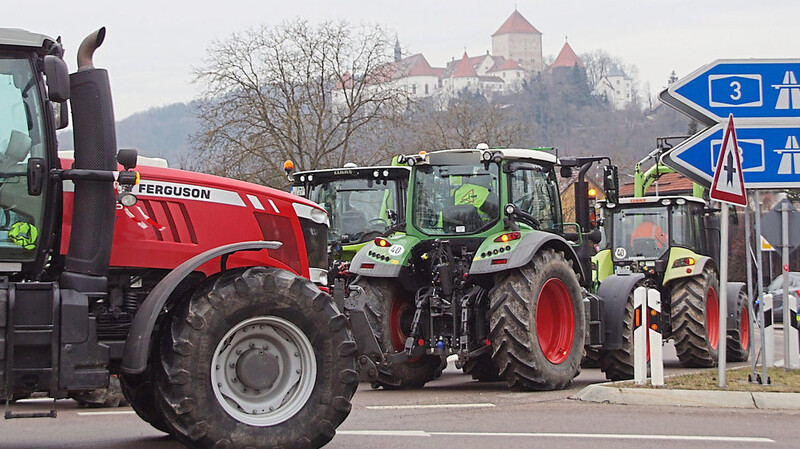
[43,55,70,103]
[27,157,45,196]
[117,148,138,170]
[560,166,572,178]
[603,165,619,204]
[587,229,602,244]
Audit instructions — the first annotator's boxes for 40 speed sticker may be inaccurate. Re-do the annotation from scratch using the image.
[614,247,627,259]
[388,245,405,256]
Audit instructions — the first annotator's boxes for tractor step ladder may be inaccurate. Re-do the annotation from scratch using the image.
[4,282,59,419]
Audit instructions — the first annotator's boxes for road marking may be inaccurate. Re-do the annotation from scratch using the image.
[364,403,495,410]
[338,430,431,437]
[337,430,773,444]
[77,411,137,416]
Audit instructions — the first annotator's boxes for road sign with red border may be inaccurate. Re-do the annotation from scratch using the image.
[709,115,747,206]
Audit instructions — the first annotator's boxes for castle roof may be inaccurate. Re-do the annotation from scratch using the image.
[550,42,583,69]
[492,10,541,36]
[453,53,478,78]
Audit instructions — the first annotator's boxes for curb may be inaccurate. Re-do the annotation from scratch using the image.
[571,384,800,410]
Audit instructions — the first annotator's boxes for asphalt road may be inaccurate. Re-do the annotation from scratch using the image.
[2,332,795,449]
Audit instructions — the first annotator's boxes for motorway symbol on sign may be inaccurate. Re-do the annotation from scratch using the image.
[660,59,800,125]
[661,121,800,188]
[709,116,747,206]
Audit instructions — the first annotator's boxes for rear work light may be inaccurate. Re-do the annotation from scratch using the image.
[494,232,521,243]
[672,257,696,268]
[360,263,375,270]
[374,237,392,248]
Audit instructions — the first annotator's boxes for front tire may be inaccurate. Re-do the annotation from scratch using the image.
[488,249,584,390]
[671,267,720,367]
[727,288,752,362]
[154,267,358,449]
[358,278,443,389]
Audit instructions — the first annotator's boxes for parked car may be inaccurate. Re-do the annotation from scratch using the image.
[766,272,800,323]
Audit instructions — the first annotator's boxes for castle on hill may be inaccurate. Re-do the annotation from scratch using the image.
[358,9,633,109]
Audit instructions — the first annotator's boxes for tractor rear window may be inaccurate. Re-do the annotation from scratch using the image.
[611,207,669,261]
[412,163,499,235]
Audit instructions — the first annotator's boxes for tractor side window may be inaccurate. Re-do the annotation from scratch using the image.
[671,203,698,250]
[0,56,47,261]
[508,166,560,233]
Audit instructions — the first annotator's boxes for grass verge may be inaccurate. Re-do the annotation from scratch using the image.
[622,367,800,393]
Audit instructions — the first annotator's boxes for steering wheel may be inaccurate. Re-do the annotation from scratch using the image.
[369,217,389,227]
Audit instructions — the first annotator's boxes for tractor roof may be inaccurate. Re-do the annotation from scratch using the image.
[0,28,56,50]
[602,195,706,207]
[410,148,558,166]
[292,165,409,185]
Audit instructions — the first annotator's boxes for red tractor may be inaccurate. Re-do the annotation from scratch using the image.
[0,27,356,448]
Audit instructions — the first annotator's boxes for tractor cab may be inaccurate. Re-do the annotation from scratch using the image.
[595,195,711,285]
[291,165,409,251]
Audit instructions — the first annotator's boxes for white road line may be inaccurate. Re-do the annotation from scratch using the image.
[77,411,137,416]
[338,430,431,437]
[337,430,774,444]
[365,403,495,410]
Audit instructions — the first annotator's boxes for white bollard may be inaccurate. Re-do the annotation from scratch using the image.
[647,288,664,386]
[633,286,647,385]
[788,294,799,368]
[764,293,775,367]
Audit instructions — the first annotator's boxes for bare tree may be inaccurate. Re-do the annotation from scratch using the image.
[190,19,408,186]
[398,93,528,152]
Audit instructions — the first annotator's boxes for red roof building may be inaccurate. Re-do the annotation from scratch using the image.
[491,9,544,75]
[550,42,583,70]
[618,172,696,197]
[492,10,542,36]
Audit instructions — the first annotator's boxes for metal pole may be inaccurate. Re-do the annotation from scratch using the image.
[719,202,729,387]
[745,192,757,379]
[782,199,791,369]
[754,190,768,383]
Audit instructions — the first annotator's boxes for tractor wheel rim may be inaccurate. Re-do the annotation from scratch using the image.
[706,287,720,350]
[210,316,317,427]
[741,304,750,350]
[536,278,575,364]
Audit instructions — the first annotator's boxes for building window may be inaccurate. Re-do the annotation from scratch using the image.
[412,84,417,94]
[425,84,429,94]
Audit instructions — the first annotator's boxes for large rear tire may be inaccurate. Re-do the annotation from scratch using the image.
[488,249,584,390]
[671,267,720,367]
[727,288,752,362]
[121,368,171,434]
[154,267,358,449]
[357,278,443,389]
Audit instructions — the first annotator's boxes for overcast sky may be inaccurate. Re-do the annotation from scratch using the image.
[7,0,799,120]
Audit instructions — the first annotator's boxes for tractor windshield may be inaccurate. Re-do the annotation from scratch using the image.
[412,163,500,235]
[611,206,669,261]
[309,177,401,245]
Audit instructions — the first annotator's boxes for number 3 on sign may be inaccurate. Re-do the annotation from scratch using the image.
[730,81,741,101]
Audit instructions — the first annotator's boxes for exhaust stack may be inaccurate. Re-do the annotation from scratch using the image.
[62,27,117,292]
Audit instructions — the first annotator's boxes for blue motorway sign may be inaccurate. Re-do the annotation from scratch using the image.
[660,59,800,125]
[662,122,800,189]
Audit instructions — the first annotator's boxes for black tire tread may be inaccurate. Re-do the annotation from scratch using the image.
[727,289,751,362]
[671,268,719,367]
[487,249,584,391]
[154,267,357,449]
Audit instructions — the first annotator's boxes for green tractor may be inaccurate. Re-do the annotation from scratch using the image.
[289,163,409,299]
[591,142,751,380]
[346,146,612,390]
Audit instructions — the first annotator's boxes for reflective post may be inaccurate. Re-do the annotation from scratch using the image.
[754,190,769,383]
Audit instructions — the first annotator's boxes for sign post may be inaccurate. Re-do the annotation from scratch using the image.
[708,116,748,388]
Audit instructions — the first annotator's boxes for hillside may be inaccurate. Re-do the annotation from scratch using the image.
[57,102,198,167]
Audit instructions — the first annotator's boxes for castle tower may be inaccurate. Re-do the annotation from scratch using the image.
[491,9,543,75]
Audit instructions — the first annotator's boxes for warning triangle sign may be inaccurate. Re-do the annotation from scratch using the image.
[710,114,747,207]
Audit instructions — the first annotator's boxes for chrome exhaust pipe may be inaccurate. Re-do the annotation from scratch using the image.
[77,27,106,72]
